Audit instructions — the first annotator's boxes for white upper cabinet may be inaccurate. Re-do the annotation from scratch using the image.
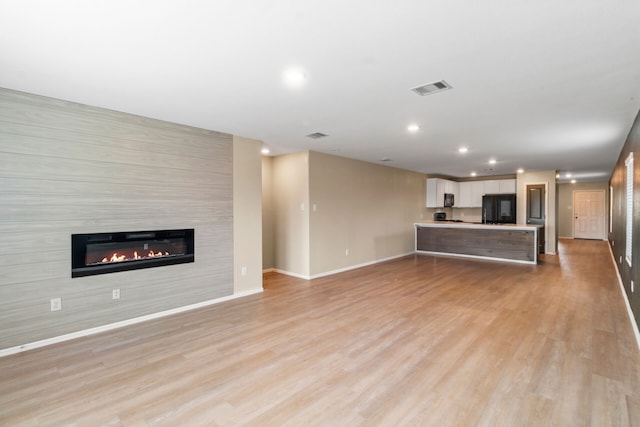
[483,179,516,195]
[468,181,485,206]
[426,178,459,207]
[434,178,516,208]
[483,180,500,194]
[458,182,472,207]
[459,181,488,207]
[499,179,516,193]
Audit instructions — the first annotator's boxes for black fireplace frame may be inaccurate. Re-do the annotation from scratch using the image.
[71,229,194,278]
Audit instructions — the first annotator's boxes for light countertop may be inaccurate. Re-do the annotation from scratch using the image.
[415,221,542,231]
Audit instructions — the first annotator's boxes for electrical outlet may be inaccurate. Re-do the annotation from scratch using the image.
[241,266,247,276]
[50,298,61,312]
[112,289,120,300]
[300,203,305,211]
[612,240,615,246]
[313,203,317,212]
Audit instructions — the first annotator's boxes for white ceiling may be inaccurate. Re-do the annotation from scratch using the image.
[2,1,640,183]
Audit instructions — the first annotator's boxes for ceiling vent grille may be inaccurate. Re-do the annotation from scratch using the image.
[411,80,452,96]
[306,132,328,139]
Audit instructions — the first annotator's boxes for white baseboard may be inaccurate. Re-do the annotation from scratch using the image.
[0,288,263,358]
[272,252,415,281]
[273,269,311,280]
[262,268,275,273]
[608,242,640,351]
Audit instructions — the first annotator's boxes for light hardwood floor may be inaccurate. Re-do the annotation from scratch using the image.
[1,239,639,426]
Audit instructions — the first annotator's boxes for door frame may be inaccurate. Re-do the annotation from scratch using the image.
[572,189,606,240]
[525,182,548,253]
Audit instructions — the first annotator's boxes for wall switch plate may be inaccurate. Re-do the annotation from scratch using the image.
[313,203,317,212]
[112,289,120,299]
[50,298,62,311]
[632,281,635,293]
[345,249,349,256]
[300,203,305,211]
[620,256,623,264]
[241,266,247,276]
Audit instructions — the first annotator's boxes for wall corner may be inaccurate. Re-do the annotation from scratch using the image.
[233,135,263,294]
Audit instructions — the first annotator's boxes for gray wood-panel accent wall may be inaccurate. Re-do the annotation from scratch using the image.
[0,88,233,350]
[416,226,535,262]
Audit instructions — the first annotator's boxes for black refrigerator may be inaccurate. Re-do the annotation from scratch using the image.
[482,194,516,224]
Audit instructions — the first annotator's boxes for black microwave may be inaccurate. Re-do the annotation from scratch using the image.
[444,193,455,207]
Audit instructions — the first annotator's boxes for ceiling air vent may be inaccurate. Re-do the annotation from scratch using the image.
[411,80,452,96]
[306,132,328,139]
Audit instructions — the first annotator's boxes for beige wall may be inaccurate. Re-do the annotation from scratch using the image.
[261,156,275,270]
[233,136,263,293]
[272,152,310,277]
[517,170,558,254]
[308,151,425,276]
[557,182,609,239]
[266,151,425,278]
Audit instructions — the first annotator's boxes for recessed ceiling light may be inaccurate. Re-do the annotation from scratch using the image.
[571,179,576,184]
[470,172,477,177]
[556,173,561,178]
[458,147,468,154]
[283,67,307,88]
[489,159,497,165]
[261,148,270,155]
[517,168,524,173]
[566,173,572,178]
[407,124,420,133]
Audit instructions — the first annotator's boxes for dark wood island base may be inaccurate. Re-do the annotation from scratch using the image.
[415,222,540,264]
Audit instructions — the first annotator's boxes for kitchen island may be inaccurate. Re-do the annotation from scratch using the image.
[415,222,541,264]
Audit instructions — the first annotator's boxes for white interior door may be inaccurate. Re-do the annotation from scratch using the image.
[573,190,605,239]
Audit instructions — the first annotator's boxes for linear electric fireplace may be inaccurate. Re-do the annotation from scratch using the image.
[71,229,194,278]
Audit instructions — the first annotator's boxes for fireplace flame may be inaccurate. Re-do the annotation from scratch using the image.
[98,249,171,265]
[111,253,126,262]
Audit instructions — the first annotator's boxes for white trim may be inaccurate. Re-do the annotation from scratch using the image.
[608,242,640,351]
[609,185,614,235]
[0,288,263,358]
[273,252,415,281]
[526,181,549,253]
[415,250,537,265]
[625,152,634,267]
[273,269,311,280]
[262,268,275,273]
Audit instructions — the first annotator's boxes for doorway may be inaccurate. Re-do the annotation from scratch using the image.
[573,190,605,240]
[526,184,546,253]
